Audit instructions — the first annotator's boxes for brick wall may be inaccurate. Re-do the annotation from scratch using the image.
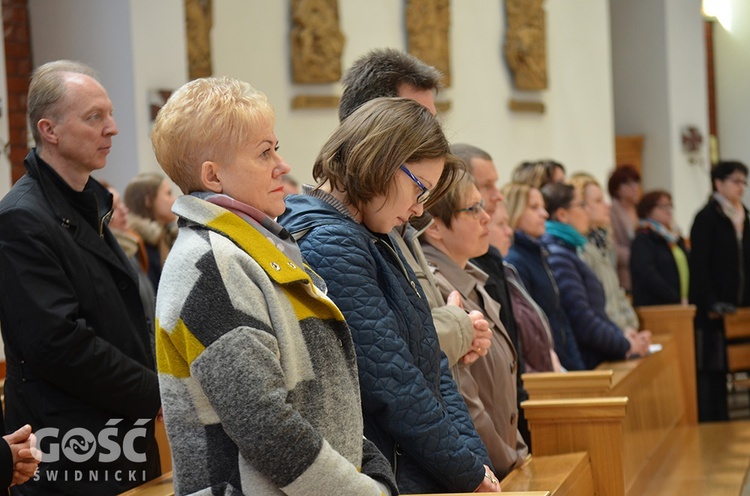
[2,0,32,184]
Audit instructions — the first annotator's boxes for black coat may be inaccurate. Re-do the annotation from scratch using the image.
[0,151,161,495]
[630,227,689,307]
[689,198,750,372]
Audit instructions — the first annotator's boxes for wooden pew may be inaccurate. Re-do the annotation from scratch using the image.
[117,471,556,496]
[522,335,685,496]
[724,307,750,387]
[635,304,697,424]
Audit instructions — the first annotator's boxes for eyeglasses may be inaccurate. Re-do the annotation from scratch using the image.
[655,203,673,210]
[566,201,586,210]
[400,164,431,204]
[728,178,748,187]
[454,199,486,219]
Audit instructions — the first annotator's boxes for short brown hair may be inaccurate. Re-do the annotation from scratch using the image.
[313,97,463,213]
[151,76,274,193]
[608,165,641,199]
[637,190,671,219]
[512,160,565,189]
[425,170,476,229]
[28,60,99,148]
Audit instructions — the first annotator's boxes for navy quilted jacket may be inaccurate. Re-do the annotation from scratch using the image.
[505,231,585,371]
[280,194,490,494]
[542,233,630,369]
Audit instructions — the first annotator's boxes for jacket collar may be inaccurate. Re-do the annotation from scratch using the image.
[173,195,312,287]
[25,149,113,233]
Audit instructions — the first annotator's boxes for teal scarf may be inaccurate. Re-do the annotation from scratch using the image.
[545,221,588,248]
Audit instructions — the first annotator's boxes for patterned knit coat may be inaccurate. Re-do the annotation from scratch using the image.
[156,195,393,495]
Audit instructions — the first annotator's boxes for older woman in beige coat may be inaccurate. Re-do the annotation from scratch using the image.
[414,171,528,478]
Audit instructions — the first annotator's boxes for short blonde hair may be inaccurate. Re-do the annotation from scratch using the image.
[502,182,536,229]
[568,172,600,201]
[151,76,274,193]
[314,97,463,212]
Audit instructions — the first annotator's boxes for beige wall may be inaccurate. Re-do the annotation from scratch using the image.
[23,0,617,195]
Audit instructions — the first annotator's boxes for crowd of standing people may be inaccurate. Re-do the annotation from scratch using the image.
[0,50,745,496]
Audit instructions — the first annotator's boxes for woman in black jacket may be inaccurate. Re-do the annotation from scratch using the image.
[689,161,750,422]
[630,190,689,307]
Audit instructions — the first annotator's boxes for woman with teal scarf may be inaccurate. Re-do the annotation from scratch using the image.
[540,183,651,369]
[630,190,690,307]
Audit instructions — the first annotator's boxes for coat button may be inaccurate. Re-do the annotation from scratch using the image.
[510,413,516,425]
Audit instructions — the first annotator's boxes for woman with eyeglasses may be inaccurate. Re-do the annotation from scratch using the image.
[414,171,528,478]
[280,97,500,493]
[689,161,750,422]
[630,190,689,307]
[541,183,650,369]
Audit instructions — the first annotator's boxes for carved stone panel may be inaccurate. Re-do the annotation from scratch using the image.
[291,0,345,83]
[185,0,213,80]
[503,0,547,90]
[406,0,451,87]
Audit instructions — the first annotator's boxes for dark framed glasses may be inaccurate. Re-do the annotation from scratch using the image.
[400,164,431,204]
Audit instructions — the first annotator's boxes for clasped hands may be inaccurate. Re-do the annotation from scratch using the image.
[446,291,493,366]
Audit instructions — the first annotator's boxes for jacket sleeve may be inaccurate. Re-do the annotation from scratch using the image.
[301,227,487,492]
[689,210,718,308]
[0,207,160,420]
[630,234,680,304]
[548,248,630,361]
[431,306,474,368]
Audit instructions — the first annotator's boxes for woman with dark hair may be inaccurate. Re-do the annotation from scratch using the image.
[690,160,750,422]
[608,165,642,292]
[630,190,689,307]
[541,182,650,369]
[280,97,499,493]
[124,172,177,292]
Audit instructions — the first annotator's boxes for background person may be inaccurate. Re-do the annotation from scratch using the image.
[488,202,560,373]
[689,160,750,422]
[511,159,566,189]
[631,190,689,307]
[151,76,397,495]
[570,173,641,335]
[280,97,500,493]
[124,172,177,293]
[0,60,160,495]
[503,182,586,371]
[608,165,642,293]
[540,182,650,369]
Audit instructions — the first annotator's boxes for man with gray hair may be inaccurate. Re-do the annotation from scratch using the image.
[0,60,161,495]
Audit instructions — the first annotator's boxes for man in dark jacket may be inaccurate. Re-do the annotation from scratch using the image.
[0,60,161,495]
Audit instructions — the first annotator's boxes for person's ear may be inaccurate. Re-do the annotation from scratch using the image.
[200,161,222,193]
[552,207,568,224]
[37,119,58,145]
[424,218,445,243]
